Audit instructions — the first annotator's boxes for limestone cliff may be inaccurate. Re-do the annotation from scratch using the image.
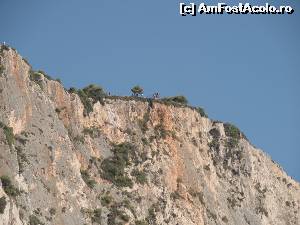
[0,45,299,225]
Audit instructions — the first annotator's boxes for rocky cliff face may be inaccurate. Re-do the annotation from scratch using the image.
[0,45,299,225]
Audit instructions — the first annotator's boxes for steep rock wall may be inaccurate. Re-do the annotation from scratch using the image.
[0,45,299,225]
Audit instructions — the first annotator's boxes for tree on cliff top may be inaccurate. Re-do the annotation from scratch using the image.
[82,84,106,103]
[131,85,143,96]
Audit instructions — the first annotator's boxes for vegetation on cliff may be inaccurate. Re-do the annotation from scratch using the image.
[131,85,144,96]
[0,65,4,76]
[0,197,6,214]
[100,143,137,188]
[68,84,106,116]
[161,95,188,105]
[0,176,19,197]
[0,121,14,148]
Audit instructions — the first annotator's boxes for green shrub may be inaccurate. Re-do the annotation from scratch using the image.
[131,169,147,185]
[34,70,61,84]
[22,57,30,66]
[82,84,106,104]
[115,176,133,188]
[107,206,130,225]
[223,123,241,139]
[73,135,85,144]
[29,70,43,82]
[0,44,9,52]
[100,143,136,188]
[112,143,136,165]
[75,84,106,116]
[161,95,188,105]
[82,127,100,138]
[29,70,43,88]
[226,138,239,149]
[0,122,14,148]
[37,70,52,80]
[146,204,157,224]
[120,213,130,222]
[135,220,148,225]
[77,89,93,116]
[55,78,62,84]
[0,65,4,75]
[92,208,102,224]
[29,215,44,225]
[68,87,77,94]
[16,146,29,173]
[208,139,219,150]
[0,176,19,197]
[141,137,149,146]
[101,159,123,181]
[223,123,242,148]
[0,196,6,214]
[0,45,9,56]
[196,107,208,118]
[121,199,136,217]
[80,170,96,189]
[101,195,113,207]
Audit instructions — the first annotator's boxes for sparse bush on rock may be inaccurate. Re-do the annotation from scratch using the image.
[131,169,147,185]
[69,84,106,116]
[107,205,130,225]
[196,107,208,118]
[80,170,96,189]
[0,121,15,148]
[0,176,19,197]
[101,195,113,207]
[224,123,242,148]
[0,44,9,55]
[82,84,106,104]
[154,124,169,139]
[83,126,100,138]
[161,95,188,105]
[91,208,102,224]
[29,215,44,225]
[0,196,6,214]
[224,123,241,139]
[0,65,4,75]
[101,143,136,188]
[135,220,148,225]
[77,89,94,116]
